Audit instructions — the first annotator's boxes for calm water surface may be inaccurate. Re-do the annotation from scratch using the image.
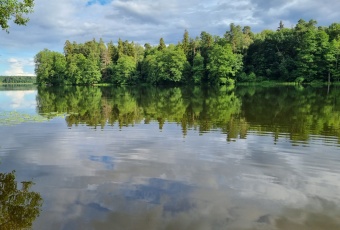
[0,85,340,230]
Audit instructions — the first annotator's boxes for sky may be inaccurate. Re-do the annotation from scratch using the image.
[0,0,339,76]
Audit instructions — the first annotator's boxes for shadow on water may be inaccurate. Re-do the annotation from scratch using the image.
[0,170,43,230]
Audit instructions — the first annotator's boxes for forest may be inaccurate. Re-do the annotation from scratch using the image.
[0,76,36,84]
[34,19,340,86]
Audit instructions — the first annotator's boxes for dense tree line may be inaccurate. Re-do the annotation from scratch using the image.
[35,19,340,85]
[0,76,36,84]
[244,20,340,84]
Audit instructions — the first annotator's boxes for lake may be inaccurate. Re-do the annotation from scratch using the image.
[0,85,340,230]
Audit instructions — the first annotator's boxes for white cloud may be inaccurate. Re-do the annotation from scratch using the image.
[4,58,35,76]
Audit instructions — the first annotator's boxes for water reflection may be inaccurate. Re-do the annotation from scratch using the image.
[236,86,340,144]
[0,89,36,113]
[1,85,340,229]
[0,170,43,229]
[273,197,340,230]
[36,85,340,144]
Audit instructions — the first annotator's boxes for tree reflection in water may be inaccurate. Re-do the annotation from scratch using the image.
[36,85,340,144]
[0,170,43,230]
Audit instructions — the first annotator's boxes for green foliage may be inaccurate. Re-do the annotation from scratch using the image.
[0,170,43,229]
[192,53,204,84]
[206,44,243,84]
[155,45,189,84]
[158,38,166,51]
[225,23,253,54]
[83,58,101,84]
[66,53,86,84]
[327,23,340,40]
[0,76,36,84]
[245,19,340,84]
[35,49,66,85]
[141,45,189,84]
[237,72,256,82]
[34,19,340,86]
[294,20,318,81]
[141,51,158,83]
[112,55,136,84]
[0,0,34,32]
[245,28,297,81]
[199,31,214,73]
[330,39,340,81]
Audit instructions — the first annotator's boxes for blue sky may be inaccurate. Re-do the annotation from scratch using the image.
[0,0,339,76]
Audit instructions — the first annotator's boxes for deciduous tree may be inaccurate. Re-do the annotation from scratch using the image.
[207,44,243,85]
[0,0,34,32]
